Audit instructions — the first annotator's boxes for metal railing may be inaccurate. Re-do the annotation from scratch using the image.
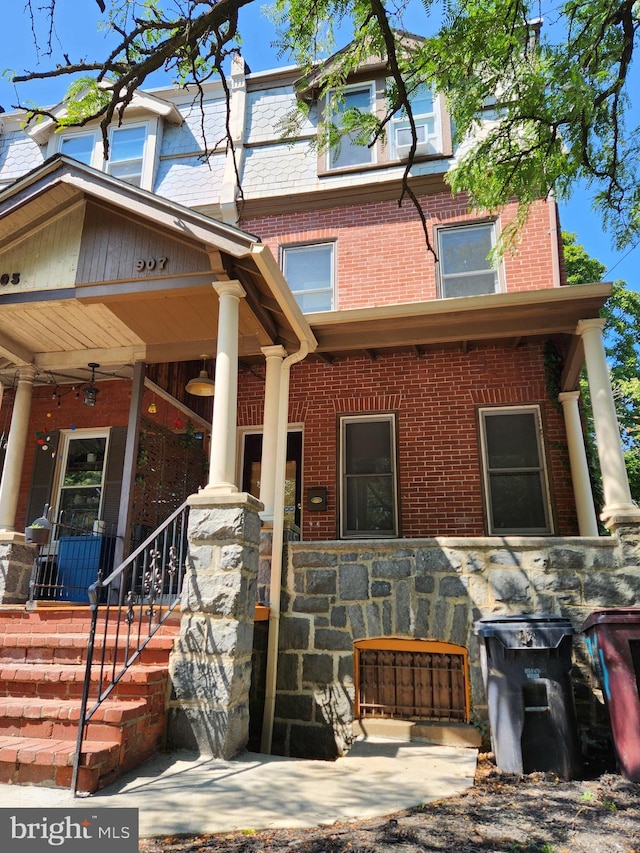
[27,516,118,607]
[70,500,190,795]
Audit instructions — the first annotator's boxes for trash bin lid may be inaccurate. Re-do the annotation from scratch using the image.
[474,613,575,648]
[582,608,640,632]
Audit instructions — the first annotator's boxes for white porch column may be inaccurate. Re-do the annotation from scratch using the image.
[259,345,287,522]
[558,391,599,536]
[577,319,640,523]
[0,365,37,533]
[204,281,246,494]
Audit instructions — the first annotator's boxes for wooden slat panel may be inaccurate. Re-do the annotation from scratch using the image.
[358,646,467,721]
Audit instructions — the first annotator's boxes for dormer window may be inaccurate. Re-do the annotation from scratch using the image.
[390,85,440,159]
[106,125,146,185]
[327,84,375,170]
[28,88,182,190]
[58,122,150,188]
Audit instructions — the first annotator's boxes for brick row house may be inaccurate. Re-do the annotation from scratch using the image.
[0,41,637,788]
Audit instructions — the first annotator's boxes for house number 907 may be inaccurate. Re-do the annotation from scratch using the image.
[0,272,20,285]
[135,257,168,272]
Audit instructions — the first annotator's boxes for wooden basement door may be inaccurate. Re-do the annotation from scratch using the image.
[354,638,471,723]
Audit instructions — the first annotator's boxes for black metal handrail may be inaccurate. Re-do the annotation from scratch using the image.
[70,500,190,795]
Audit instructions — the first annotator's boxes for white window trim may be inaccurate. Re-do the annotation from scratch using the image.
[51,117,159,190]
[326,82,376,171]
[478,405,553,535]
[390,85,441,160]
[51,428,111,527]
[339,413,399,539]
[282,241,336,313]
[436,220,504,299]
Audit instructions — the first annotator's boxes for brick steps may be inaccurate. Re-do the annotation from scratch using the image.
[0,634,175,665]
[0,607,178,793]
[0,735,121,791]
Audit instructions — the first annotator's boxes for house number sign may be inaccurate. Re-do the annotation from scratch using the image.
[135,257,168,272]
[0,272,20,285]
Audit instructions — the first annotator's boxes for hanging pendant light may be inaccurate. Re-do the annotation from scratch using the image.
[83,362,100,407]
[185,355,215,396]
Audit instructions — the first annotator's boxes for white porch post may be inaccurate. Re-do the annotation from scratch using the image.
[558,391,599,536]
[0,365,37,533]
[259,345,287,522]
[577,319,640,523]
[204,281,246,494]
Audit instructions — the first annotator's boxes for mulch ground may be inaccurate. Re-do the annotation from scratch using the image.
[139,755,640,853]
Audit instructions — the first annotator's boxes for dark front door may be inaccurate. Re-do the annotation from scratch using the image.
[242,431,302,528]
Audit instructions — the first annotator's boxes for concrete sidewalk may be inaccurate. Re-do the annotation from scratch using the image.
[0,738,478,838]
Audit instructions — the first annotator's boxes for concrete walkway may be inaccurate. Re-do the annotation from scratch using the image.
[0,738,478,838]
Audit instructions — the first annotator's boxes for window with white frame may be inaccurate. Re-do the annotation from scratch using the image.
[479,406,552,535]
[340,414,398,538]
[438,222,501,299]
[327,84,375,170]
[282,243,335,313]
[58,122,150,188]
[390,84,439,158]
[53,429,110,532]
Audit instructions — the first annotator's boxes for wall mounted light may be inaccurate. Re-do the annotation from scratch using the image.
[185,355,215,397]
[83,362,100,407]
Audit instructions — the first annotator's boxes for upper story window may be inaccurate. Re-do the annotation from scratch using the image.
[106,125,146,184]
[57,122,151,188]
[327,84,375,170]
[390,84,439,159]
[437,222,501,299]
[282,243,335,313]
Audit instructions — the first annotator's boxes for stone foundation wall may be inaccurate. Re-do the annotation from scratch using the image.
[272,532,639,760]
[0,542,35,604]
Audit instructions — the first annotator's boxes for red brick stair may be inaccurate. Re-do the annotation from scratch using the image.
[0,605,179,793]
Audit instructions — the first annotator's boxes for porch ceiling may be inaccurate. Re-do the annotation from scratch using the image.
[0,156,315,385]
[306,282,612,359]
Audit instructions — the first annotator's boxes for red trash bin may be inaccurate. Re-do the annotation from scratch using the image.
[582,608,640,781]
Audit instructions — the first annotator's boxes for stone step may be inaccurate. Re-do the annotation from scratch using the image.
[0,735,121,793]
[352,717,483,748]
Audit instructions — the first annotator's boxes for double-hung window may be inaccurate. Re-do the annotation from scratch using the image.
[327,84,375,170]
[390,84,439,158]
[438,222,501,299]
[282,243,335,313]
[59,123,149,187]
[479,406,552,535]
[340,415,398,538]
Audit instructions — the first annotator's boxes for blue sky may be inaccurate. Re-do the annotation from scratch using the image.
[1,1,638,288]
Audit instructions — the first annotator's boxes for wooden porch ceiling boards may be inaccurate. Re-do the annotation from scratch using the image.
[0,157,311,381]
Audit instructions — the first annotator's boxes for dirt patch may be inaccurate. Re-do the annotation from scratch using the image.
[139,755,639,853]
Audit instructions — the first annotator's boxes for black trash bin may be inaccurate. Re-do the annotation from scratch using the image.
[582,608,640,782]
[475,614,582,778]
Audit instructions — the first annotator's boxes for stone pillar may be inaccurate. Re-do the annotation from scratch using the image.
[166,492,262,759]
[205,281,246,494]
[259,345,287,523]
[577,319,640,525]
[558,391,599,536]
[0,365,37,533]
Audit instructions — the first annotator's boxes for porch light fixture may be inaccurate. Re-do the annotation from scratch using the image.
[83,363,100,407]
[185,355,215,397]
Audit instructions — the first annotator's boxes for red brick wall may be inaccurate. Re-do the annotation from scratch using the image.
[5,380,131,530]
[243,194,560,310]
[237,340,579,540]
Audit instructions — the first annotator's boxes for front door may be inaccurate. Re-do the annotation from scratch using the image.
[241,430,302,528]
